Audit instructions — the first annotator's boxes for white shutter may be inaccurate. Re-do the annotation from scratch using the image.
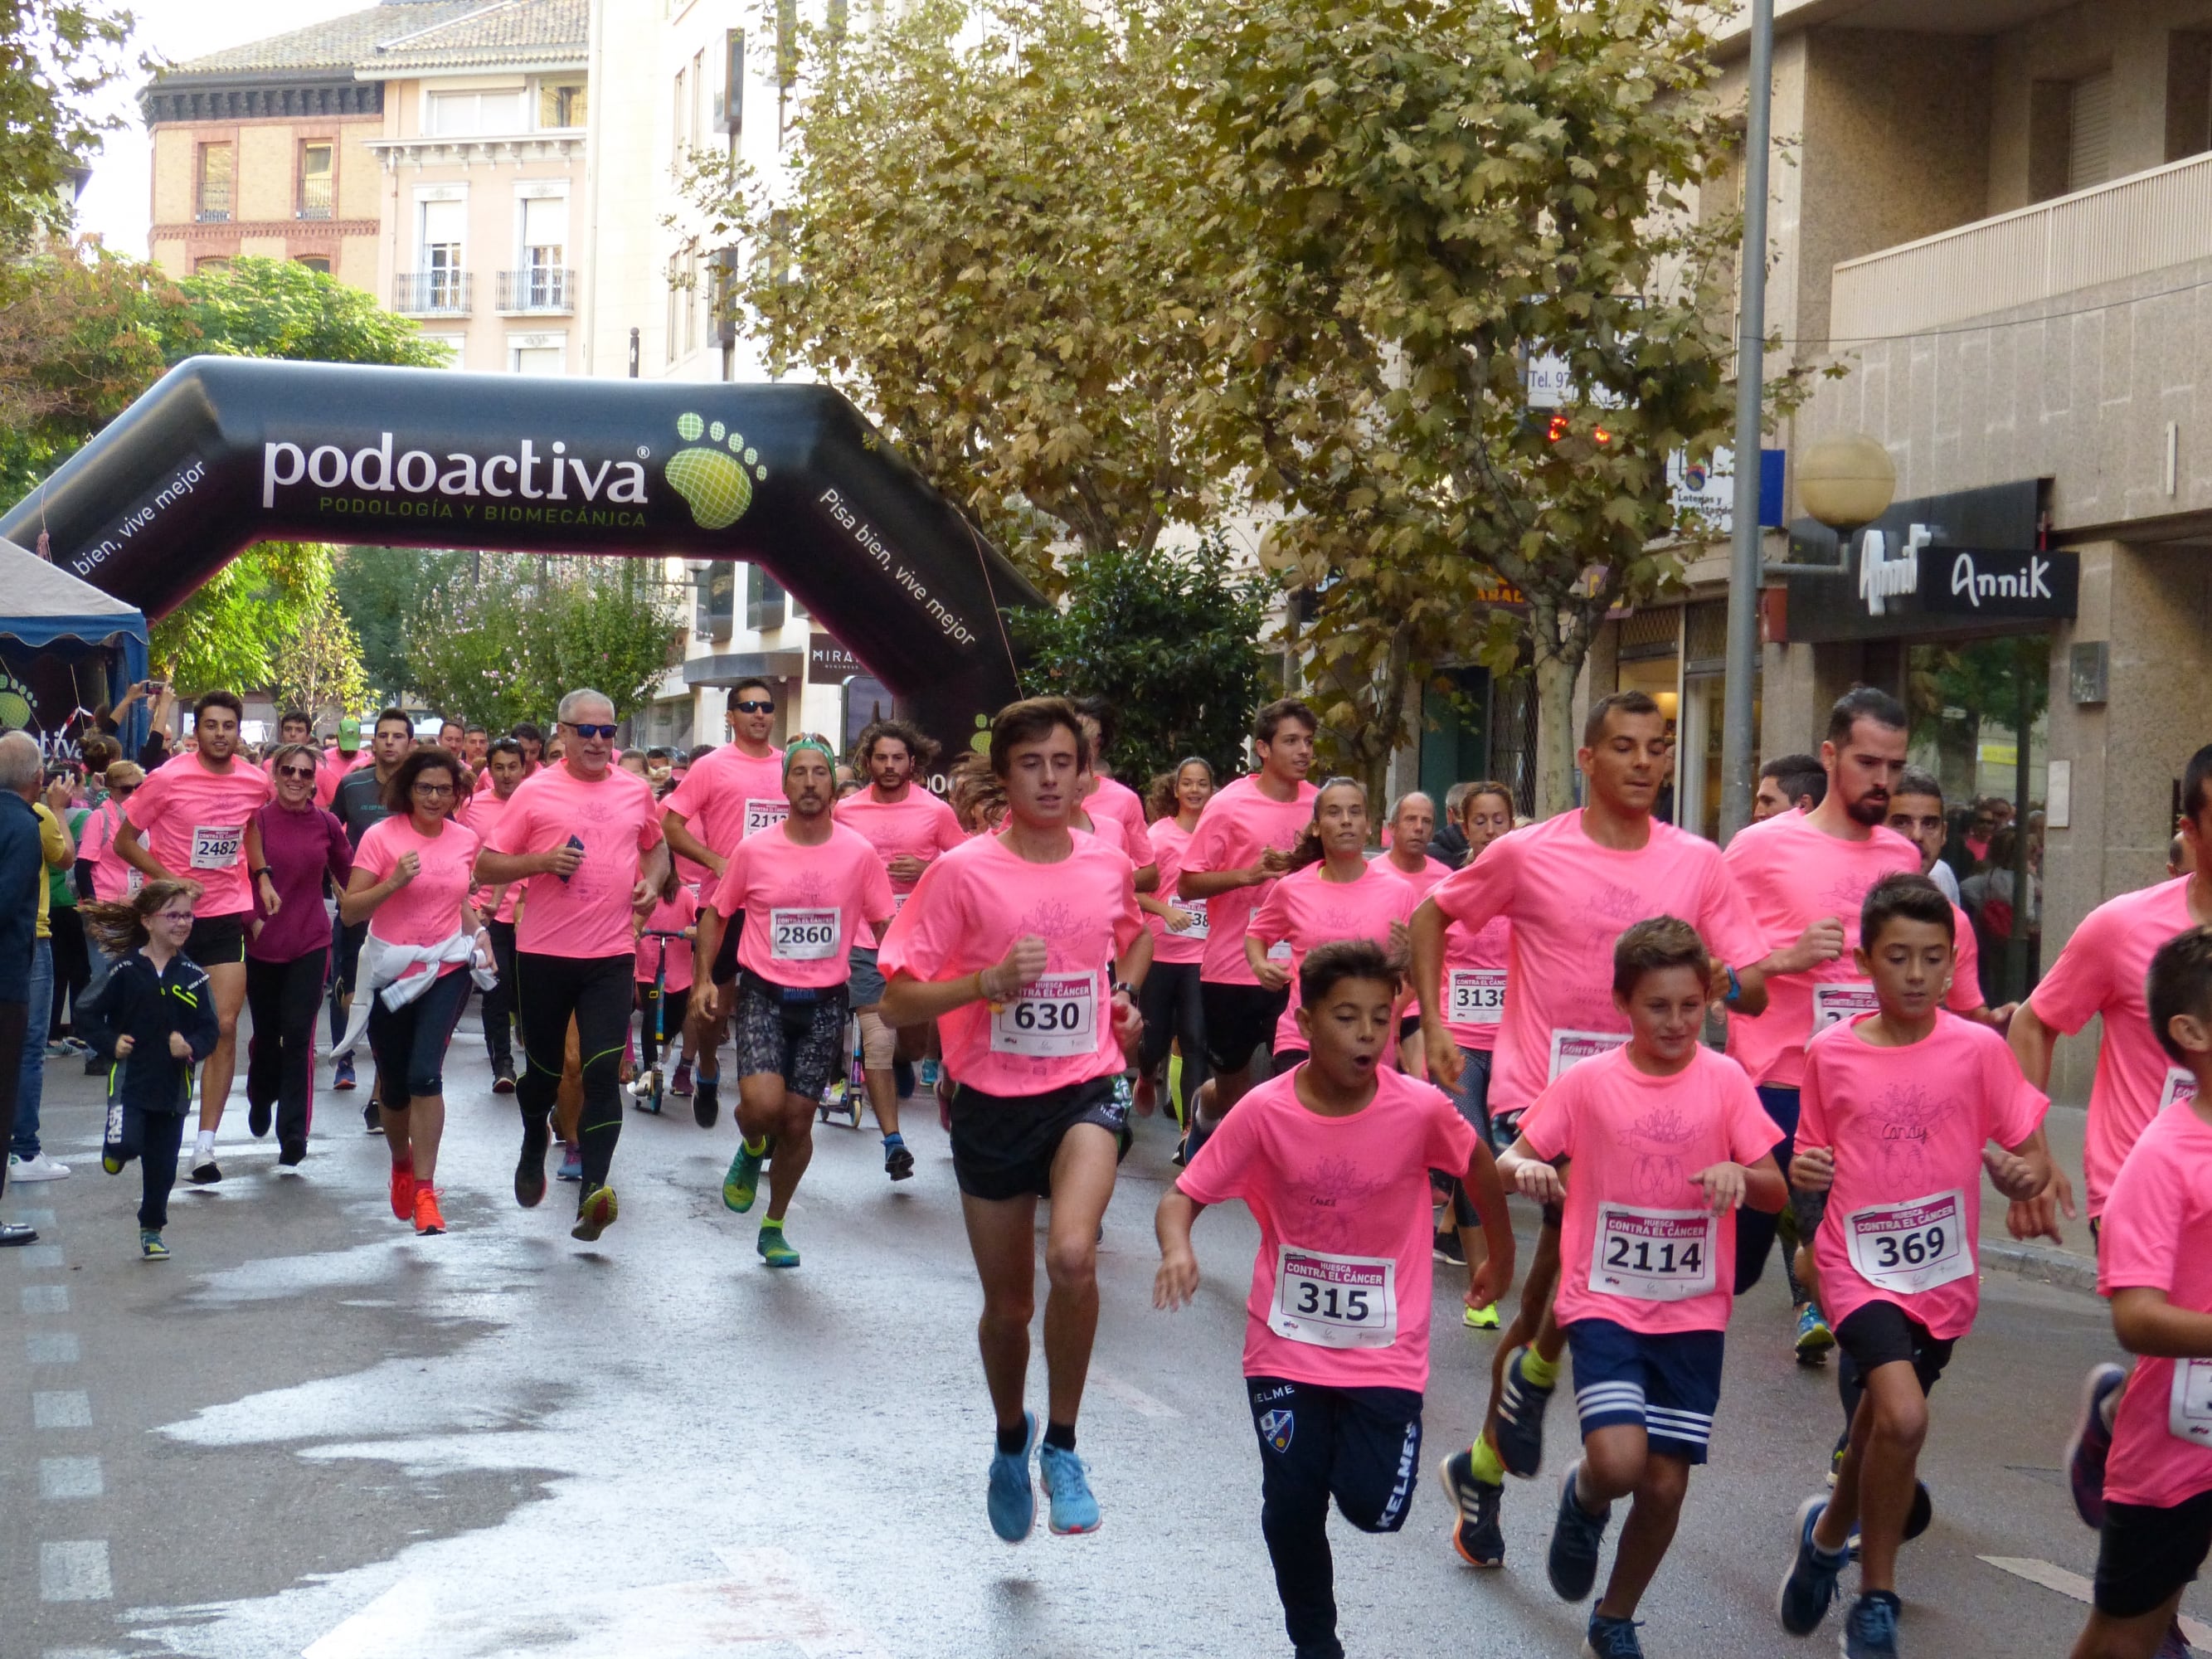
[421,198,464,252]
[521,196,567,255]
[2069,71,2114,192]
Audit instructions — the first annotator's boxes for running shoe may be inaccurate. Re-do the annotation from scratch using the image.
[1038,1441,1101,1535]
[757,1224,799,1268]
[334,1053,356,1090]
[1545,1462,1611,1603]
[989,1411,1039,1543]
[362,1100,382,1135]
[723,1141,764,1213]
[1777,1496,1846,1635]
[557,1141,582,1182]
[2066,1363,2127,1529]
[9,1151,70,1181]
[389,1157,416,1222]
[139,1229,168,1261]
[693,1079,719,1129]
[1434,1228,1467,1267]
[1582,1613,1645,1659]
[278,1142,306,1168]
[413,1186,445,1236]
[248,1098,272,1139]
[672,1058,693,1097]
[1842,1590,1901,1659]
[493,1067,517,1095]
[571,1182,618,1242]
[101,1146,123,1176]
[1439,1448,1505,1568]
[885,1141,915,1181]
[1795,1301,1836,1365]
[1495,1346,1557,1479]
[1465,1303,1501,1331]
[514,1119,550,1209]
[190,1155,221,1185]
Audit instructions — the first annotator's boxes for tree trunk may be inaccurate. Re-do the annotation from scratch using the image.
[1532,647,1580,820]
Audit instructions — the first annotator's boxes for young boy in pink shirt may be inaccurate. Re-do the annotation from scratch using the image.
[1495,917,1787,1659]
[1777,873,2050,1659]
[1155,938,1514,1659]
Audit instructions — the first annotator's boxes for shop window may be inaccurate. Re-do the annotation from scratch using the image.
[196,143,233,221]
[298,142,333,219]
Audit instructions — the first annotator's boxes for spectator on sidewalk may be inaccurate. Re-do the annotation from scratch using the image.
[8,765,76,1185]
[0,733,50,1239]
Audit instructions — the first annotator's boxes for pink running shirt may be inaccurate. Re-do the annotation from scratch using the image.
[1520,1043,1782,1335]
[2028,877,2199,1215]
[710,821,895,989]
[354,815,481,961]
[459,787,522,924]
[1180,775,1321,986]
[635,885,699,993]
[1380,854,1451,901]
[1087,774,1148,854]
[1430,811,1767,1120]
[1798,1011,2046,1340]
[663,742,789,863]
[834,786,965,898]
[1178,1065,1477,1391]
[1146,816,1207,966]
[879,830,1143,1096]
[124,754,273,918]
[1248,861,1417,1053]
[1441,912,1514,1053]
[77,800,136,902]
[485,764,664,960]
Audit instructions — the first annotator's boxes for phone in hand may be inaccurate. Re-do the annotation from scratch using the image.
[557,833,585,883]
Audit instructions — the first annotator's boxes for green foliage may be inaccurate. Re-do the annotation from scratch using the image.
[172,256,450,371]
[0,1,136,250]
[149,542,329,691]
[1011,539,1272,786]
[333,547,475,702]
[270,581,370,721]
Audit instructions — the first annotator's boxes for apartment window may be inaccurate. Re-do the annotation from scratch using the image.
[693,49,706,148]
[425,90,525,137]
[673,66,688,162]
[666,255,680,360]
[537,76,587,129]
[421,197,464,308]
[510,196,569,309]
[296,255,331,274]
[196,143,233,221]
[2069,71,2115,192]
[746,562,787,631]
[685,250,699,353]
[718,29,744,135]
[512,344,563,375]
[298,142,333,219]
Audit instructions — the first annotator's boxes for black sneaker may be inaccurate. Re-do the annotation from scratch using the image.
[1434,1228,1467,1267]
[1545,1462,1611,1603]
[363,1099,382,1135]
[885,1141,915,1181]
[693,1079,719,1129]
[190,1156,222,1185]
[278,1141,306,1168]
[514,1118,550,1208]
[493,1067,517,1095]
[1439,1448,1505,1568]
[1777,1496,1846,1635]
[1495,1346,1557,1478]
[247,1099,272,1139]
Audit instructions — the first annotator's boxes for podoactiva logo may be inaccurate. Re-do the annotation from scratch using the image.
[666,411,768,530]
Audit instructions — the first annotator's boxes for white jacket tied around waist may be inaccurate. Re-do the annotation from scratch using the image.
[336,930,496,1057]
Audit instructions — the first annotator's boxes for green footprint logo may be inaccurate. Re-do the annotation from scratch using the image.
[970,711,991,756]
[664,412,768,530]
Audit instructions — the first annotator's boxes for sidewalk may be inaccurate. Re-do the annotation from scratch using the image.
[1976,1101,2100,1293]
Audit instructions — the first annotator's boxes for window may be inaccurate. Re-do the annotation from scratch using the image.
[673,66,688,162]
[425,90,525,136]
[537,76,587,129]
[421,197,464,308]
[512,345,562,375]
[684,250,699,353]
[297,142,333,218]
[693,49,706,147]
[296,255,331,274]
[194,255,231,274]
[196,143,233,221]
[2069,71,2115,192]
[746,563,787,631]
[665,254,679,360]
[513,196,568,309]
[718,29,744,135]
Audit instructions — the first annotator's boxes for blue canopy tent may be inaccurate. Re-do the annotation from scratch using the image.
[0,536,151,763]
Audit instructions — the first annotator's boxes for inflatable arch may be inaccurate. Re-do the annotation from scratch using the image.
[0,357,1043,747]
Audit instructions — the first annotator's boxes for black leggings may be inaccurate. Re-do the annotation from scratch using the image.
[367,966,469,1106]
[514,951,633,1192]
[1137,961,1208,1112]
[481,917,518,1069]
[132,1108,186,1231]
[246,948,327,1151]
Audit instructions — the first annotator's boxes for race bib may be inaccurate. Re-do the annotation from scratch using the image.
[2162,1066,2200,1112]
[1843,1189,1970,1295]
[1267,1245,1398,1349]
[744,798,790,837]
[1179,897,1209,941]
[1449,969,1506,1026]
[1590,1204,1716,1301]
[769,907,840,961]
[1548,1028,1629,1082]
[190,824,243,871]
[1266,939,1293,964]
[989,971,1097,1058]
[892,892,909,914]
[1811,981,1880,1040]
[125,867,143,897]
[2171,1359,2212,1445]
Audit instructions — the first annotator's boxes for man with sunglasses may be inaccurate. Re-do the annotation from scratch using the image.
[477,688,669,1242]
[662,677,786,1128]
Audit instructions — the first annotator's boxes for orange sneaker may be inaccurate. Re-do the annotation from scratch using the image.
[413,1185,445,1235]
[389,1157,416,1221]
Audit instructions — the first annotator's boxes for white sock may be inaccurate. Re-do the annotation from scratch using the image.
[193,1129,216,1163]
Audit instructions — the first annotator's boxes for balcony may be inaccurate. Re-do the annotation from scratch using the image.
[393,271,472,317]
[297,176,333,221]
[1830,149,2212,343]
[496,267,573,314]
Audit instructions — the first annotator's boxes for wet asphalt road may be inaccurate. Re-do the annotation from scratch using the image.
[0,1011,2190,1659]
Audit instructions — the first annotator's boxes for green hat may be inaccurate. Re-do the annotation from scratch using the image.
[337,717,362,752]
[782,737,835,779]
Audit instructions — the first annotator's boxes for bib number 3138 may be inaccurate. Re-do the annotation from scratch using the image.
[1448,969,1506,1025]
[989,971,1097,1058]
[1590,1204,1716,1301]
[1844,1189,1969,1295]
[1267,1245,1398,1349]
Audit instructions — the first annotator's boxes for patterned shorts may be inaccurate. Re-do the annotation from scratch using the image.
[732,974,849,1099]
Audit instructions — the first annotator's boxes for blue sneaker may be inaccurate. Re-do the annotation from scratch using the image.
[557,1141,582,1183]
[2066,1363,2127,1528]
[1038,1441,1101,1535]
[1496,1345,1557,1478]
[1777,1495,1847,1634]
[1795,1300,1836,1365]
[988,1412,1038,1543]
[1843,1589,1901,1658]
[333,1053,356,1091]
[1546,1461,1611,1603]
[1582,1613,1645,1659]
[1439,1448,1505,1568]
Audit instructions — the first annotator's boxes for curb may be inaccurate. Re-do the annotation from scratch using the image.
[1982,1239,2100,1295]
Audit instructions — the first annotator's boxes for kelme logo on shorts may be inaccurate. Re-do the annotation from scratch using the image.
[666,413,769,530]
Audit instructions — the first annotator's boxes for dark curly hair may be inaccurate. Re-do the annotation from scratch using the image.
[381,747,464,815]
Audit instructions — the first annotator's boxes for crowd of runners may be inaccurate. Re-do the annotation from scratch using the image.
[8,674,2212,1659]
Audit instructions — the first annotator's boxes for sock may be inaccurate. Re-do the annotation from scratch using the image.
[1522,1349,1561,1389]
[193,1129,216,1163]
[1043,1420,1077,1452]
[882,1131,905,1150]
[1468,1435,1506,1486]
[996,1422,1028,1456]
[698,1063,718,1086]
[760,1216,783,1232]
[743,1134,767,1156]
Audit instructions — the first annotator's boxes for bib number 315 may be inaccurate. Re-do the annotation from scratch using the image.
[1267,1244,1398,1349]
[989,971,1097,1058]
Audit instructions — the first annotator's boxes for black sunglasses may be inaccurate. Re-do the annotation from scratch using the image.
[565,722,619,739]
[276,764,315,780]
[733,699,775,714]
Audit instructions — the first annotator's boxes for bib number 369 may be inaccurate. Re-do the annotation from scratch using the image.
[1844,1190,1969,1295]
[1267,1245,1398,1349]
[989,971,1097,1058]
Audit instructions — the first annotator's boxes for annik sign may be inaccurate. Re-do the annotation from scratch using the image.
[1777,519,2079,645]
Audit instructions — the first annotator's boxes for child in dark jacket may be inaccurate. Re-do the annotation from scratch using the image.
[77,882,218,1259]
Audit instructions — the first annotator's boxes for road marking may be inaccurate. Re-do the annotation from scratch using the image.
[13,1243,66,1268]
[40,1457,103,1499]
[26,1331,78,1363]
[1981,1556,2212,1646]
[12,1207,56,1227]
[1090,1365,1183,1419]
[39,1540,112,1602]
[22,1283,68,1314]
[33,1389,91,1429]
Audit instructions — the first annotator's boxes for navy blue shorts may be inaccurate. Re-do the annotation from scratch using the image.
[1565,1317,1726,1465]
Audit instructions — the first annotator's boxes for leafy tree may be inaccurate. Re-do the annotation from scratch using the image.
[332,546,474,702]
[1011,538,1271,786]
[270,579,369,727]
[0,1,136,250]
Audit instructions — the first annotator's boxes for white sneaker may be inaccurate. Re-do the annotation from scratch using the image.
[7,1151,70,1181]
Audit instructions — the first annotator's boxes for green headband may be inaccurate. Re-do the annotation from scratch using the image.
[783,738,836,779]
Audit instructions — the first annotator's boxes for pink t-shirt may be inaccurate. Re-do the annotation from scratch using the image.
[634,885,699,992]
[1441,912,1513,1053]
[879,829,1144,1095]
[662,742,789,863]
[834,786,967,898]
[1431,810,1767,1120]
[1248,861,1418,1052]
[124,754,274,918]
[459,787,522,924]
[1180,775,1321,985]
[2028,876,2199,1215]
[485,763,664,960]
[1088,775,1148,856]
[1177,1065,1477,1391]
[1721,812,1926,1089]
[78,800,137,902]
[710,821,896,989]
[1520,1043,1782,1335]
[1146,816,1207,966]
[1798,1011,2046,1340]
[2098,1101,2212,1507]
[1379,854,1451,900]
[353,815,481,963]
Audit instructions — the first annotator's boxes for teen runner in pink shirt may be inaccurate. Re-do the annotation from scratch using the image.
[694,740,894,1267]
[1135,758,1214,1123]
[1777,874,2050,1655]
[1072,697,1155,890]
[632,875,698,1105]
[1495,917,1786,1659]
[1156,938,1514,1659]
[1378,789,1451,1080]
[1435,781,1518,1322]
[880,697,1149,1543]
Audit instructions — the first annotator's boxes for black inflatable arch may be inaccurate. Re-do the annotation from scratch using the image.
[0,357,1041,746]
